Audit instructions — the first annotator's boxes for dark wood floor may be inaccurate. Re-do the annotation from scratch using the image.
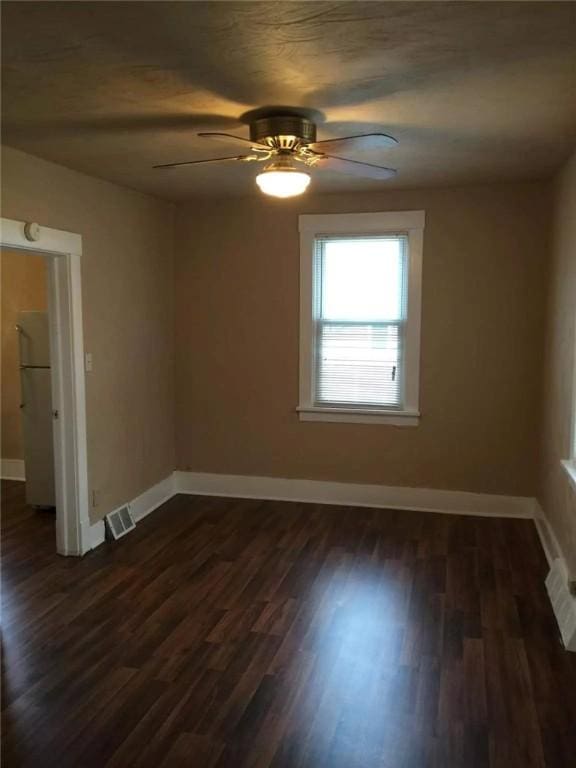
[2,479,576,767]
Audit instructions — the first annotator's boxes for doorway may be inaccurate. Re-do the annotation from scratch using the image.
[0,218,90,556]
[1,248,56,514]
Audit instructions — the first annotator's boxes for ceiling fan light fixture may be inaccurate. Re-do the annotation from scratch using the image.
[255,157,311,198]
[155,115,398,192]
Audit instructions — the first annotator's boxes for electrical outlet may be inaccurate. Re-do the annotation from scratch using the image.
[91,489,99,508]
[85,352,93,372]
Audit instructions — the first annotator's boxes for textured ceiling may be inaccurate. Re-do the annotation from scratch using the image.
[2,1,576,200]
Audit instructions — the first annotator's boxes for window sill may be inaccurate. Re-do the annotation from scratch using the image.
[297,406,420,426]
[561,460,576,492]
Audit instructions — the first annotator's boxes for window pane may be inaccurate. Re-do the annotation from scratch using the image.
[316,322,401,407]
[320,237,405,322]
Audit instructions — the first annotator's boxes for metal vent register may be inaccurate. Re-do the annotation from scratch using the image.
[105,506,135,540]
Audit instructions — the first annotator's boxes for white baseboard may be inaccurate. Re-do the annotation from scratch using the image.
[88,520,106,550]
[129,473,176,523]
[84,470,576,652]
[88,473,175,550]
[546,558,576,652]
[87,471,535,555]
[1,458,26,481]
[533,500,563,567]
[533,500,576,652]
[86,470,537,544]
[173,471,535,518]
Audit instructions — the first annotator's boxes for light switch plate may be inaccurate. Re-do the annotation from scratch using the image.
[85,352,93,372]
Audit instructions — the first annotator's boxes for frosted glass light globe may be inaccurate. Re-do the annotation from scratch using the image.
[256,168,311,198]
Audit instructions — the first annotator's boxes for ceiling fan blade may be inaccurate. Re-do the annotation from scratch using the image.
[198,132,270,151]
[153,155,247,169]
[309,133,398,154]
[317,155,397,180]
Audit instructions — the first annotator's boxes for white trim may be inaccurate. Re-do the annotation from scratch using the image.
[533,500,563,568]
[532,503,576,652]
[173,471,534,518]
[297,406,419,426]
[129,474,176,523]
[561,459,576,492]
[87,474,176,551]
[0,218,81,257]
[1,217,89,556]
[1,458,26,481]
[84,472,576,652]
[89,520,106,550]
[404,223,423,413]
[545,558,576,652]
[298,210,424,424]
[570,304,576,460]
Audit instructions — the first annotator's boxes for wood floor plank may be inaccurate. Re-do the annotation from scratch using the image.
[2,480,576,767]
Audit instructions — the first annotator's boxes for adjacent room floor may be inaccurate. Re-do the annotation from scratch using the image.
[2,479,575,768]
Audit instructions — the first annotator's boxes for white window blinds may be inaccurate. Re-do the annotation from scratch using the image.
[312,235,408,409]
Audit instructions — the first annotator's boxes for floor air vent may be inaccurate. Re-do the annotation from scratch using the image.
[105,505,136,540]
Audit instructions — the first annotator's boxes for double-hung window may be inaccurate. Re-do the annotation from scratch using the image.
[298,211,425,425]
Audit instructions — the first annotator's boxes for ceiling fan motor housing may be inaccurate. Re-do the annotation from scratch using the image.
[250,115,317,149]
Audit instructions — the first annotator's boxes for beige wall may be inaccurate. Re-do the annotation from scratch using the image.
[1,146,175,522]
[2,143,562,530]
[1,248,48,460]
[174,182,550,497]
[539,151,576,575]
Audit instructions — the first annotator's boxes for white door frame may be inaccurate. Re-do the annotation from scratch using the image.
[1,217,90,556]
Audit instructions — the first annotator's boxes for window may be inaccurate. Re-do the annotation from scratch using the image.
[298,211,425,425]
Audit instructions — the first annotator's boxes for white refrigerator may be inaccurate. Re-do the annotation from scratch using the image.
[17,311,56,508]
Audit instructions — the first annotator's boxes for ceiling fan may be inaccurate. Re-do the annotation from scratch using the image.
[154,112,398,198]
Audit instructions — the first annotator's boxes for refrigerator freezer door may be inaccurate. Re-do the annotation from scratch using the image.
[17,312,56,508]
[17,311,51,368]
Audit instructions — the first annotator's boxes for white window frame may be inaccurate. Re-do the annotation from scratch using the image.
[561,323,576,490]
[298,210,425,426]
